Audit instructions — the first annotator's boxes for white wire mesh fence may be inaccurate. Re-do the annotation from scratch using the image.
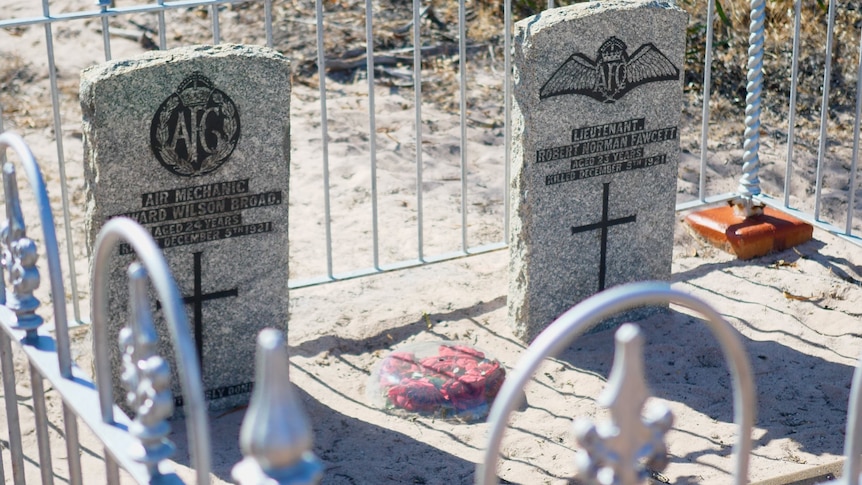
[2,0,862,320]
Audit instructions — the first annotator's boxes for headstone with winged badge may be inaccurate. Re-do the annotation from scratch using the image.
[509,1,687,341]
[81,44,290,411]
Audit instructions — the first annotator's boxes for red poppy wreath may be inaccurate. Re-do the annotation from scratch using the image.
[370,343,506,421]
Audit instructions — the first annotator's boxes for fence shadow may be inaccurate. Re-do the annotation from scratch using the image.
[167,384,477,484]
[288,296,508,360]
[554,306,853,465]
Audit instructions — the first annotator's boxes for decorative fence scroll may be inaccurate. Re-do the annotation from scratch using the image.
[91,217,211,483]
[0,131,322,485]
[476,282,757,485]
[477,281,862,485]
[0,130,86,484]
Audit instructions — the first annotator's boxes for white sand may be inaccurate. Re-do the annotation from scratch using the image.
[3,1,862,483]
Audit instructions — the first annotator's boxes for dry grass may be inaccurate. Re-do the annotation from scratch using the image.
[681,0,862,132]
[0,53,34,117]
[2,0,858,136]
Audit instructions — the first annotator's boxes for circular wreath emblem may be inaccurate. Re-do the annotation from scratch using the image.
[150,72,241,177]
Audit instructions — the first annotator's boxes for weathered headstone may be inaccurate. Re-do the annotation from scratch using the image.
[81,44,290,411]
[509,1,687,341]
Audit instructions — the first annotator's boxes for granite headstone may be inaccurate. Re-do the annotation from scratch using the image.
[509,1,687,341]
[81,44,290,411]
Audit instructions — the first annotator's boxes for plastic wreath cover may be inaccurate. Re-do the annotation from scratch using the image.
[368,341,507,422]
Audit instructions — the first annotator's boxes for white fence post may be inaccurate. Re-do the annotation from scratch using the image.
[119,263,177,476]
[736,0,766,215]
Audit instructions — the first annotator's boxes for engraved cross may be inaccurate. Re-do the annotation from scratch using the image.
[181,251,238,370]
[570,182,636,291]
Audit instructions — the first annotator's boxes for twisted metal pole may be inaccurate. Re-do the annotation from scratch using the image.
[736,0,766,215]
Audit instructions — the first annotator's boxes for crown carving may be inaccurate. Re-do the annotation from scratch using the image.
[176,72,214,107]
[599,37,627,62]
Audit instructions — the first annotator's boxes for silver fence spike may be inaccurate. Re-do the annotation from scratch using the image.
[120,262,176,476]
[232,328,323,485]
[573,324,673,485]
[1,162,42,337]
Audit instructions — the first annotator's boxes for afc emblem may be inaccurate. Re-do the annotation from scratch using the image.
[540,36,679,103]
[150,73,241,177]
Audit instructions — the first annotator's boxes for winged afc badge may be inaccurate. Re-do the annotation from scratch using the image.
[150,72,241,177]
[540,36,679,103]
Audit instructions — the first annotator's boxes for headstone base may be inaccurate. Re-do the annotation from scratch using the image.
[685,205,813,259]
[587,304,669,336]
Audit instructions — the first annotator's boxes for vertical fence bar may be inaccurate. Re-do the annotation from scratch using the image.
[699,0,716,201]
[458,0,468,253]
[105,456,121,484]
[316,0,334,279]
[0,420,4,485]
[43,0,83,326]
[157,0,167,49]
[98,0,112,61]
[211,4,221,45]
[784,0,802,207]
[62,404,83,485]
[365,0,380,269]
[0,136,3,485]
[265,0,273,48]
[846,30,862,235]
[814,0,838,220]
[0,217,5,485]
[413,0,425,261]
[30,368,55,485]
[504,0,511,242]
[0,332,25,484]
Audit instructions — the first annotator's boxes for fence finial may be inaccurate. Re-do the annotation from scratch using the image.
[232,328,323,485]
[573,324,673,485]
[1,162,42,337]
[120,262,176,476]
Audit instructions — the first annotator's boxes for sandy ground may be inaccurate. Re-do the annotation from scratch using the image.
[4,0,862,484]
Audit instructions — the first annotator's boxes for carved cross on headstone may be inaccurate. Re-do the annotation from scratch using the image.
[180,251,238,370]
[570,182,636,291]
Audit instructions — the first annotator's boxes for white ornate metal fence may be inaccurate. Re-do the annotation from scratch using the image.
[2,0,862,326]
[0,131,322,483]
[477,281,862,485]
[677,0,862,243]
[4,148,862,484]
